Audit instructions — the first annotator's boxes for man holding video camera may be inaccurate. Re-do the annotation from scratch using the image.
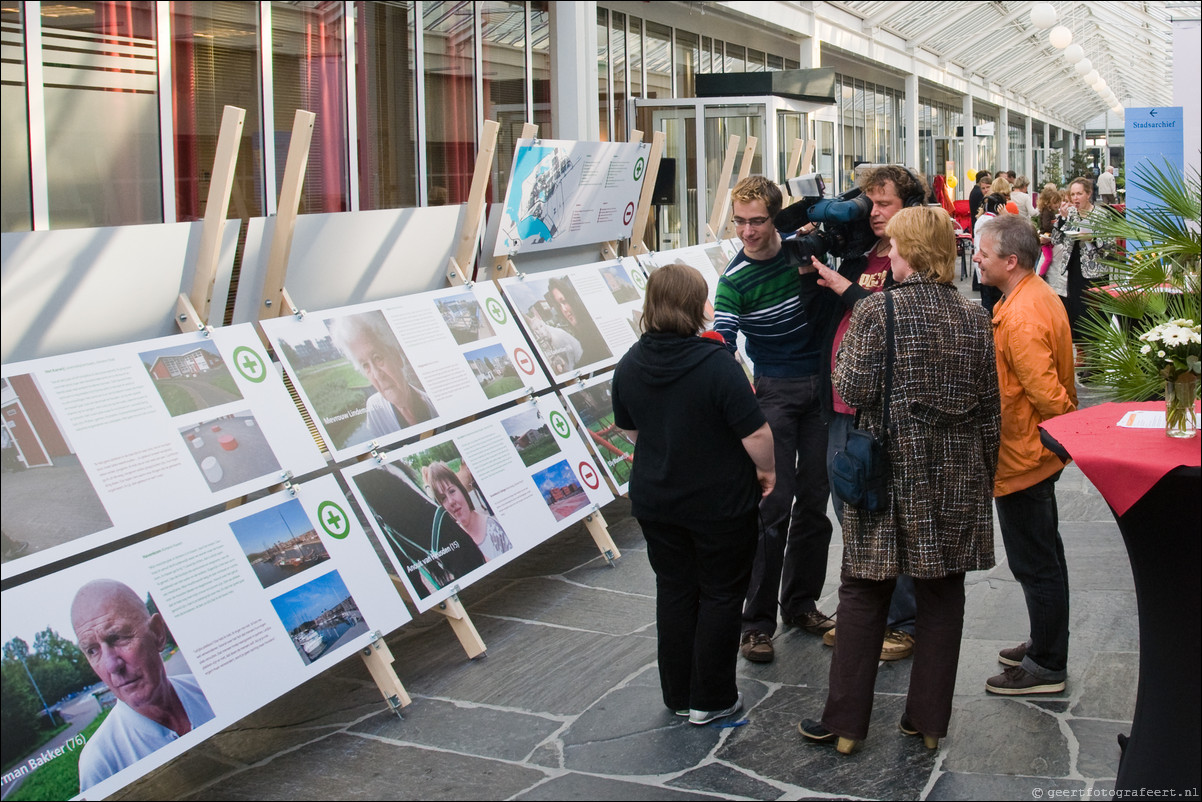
[713,175,836,664]
[803,164,929,662]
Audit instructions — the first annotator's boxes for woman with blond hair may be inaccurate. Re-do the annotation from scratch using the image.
[799,207,1000,755]
[612,262,775,726]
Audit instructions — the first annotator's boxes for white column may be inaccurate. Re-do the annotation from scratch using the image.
[963,94,976,176]
[998,106,1009,172]
[800,35,820,70]
[1024,115,1033,179]
[905,73,919,169]
[548,2,599,140]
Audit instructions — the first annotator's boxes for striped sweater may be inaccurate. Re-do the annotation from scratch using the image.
[713,247,826,378]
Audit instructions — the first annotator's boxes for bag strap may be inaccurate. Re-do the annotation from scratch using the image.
[881,290,894,442]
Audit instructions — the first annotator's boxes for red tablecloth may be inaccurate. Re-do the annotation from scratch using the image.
[1039,401,1201,516]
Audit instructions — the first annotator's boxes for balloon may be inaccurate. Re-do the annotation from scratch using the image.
[1030,3,1057,29]
[947,176,958,189]
[967,169,977,181]
[1049,25,1073,49]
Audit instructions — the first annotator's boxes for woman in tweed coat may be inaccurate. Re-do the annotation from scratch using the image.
[799,206,1001,754]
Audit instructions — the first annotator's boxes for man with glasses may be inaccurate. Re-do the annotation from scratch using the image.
[714,175,835,664]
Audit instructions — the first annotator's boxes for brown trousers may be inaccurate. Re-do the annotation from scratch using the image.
[822,572,966,740]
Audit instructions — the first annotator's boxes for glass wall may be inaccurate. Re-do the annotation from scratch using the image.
[423,1,475,205]
[1009,121,1026,177]
[836,75,903,191]
[918,97,963,186]
[356,1,418,210]
[172,2,264,222]
[271,2,349,215]
[975,112,997,172]
[1,0,31,231]
[42,1,162,229]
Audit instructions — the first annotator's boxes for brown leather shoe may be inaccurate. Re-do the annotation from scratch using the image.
[785,610,836,636]
[881,630,915,661]
[739,630,774,663]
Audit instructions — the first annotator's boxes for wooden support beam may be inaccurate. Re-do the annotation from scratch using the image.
[705,135,740,243]
[175,293,205,334]
[360,635,412,713]
[436,594,487,658]
[260,110,316,319]
[189,105,245,325]
[583,510,621,564]
[452,119,501,282]
[629,130,665,256]
[723,136,758,239]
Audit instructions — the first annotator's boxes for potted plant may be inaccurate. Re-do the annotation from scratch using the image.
[1077,159,1201,432]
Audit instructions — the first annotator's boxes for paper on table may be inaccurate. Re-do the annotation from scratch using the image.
[1117,409,1166,428]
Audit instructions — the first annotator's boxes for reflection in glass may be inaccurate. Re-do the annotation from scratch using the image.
[424,1,475,205]
[356,0,418,210]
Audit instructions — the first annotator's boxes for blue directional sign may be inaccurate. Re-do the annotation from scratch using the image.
[1124,107,1185,215]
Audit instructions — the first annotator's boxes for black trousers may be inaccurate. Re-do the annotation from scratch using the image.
[823,572,966,740]
[639,511,758,712]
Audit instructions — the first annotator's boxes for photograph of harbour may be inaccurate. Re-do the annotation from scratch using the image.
[228,498,331,589]
[270,570,368,666]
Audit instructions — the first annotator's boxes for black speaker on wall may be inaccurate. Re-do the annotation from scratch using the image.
[652,158,676,205]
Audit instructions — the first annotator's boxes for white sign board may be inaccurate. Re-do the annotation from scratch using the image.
[559,371,632,496]
[499,258,646,384]
[0,475,407,802]
[343,394,614,612]
[1,325,325,580]
[260,282,550,462]
[494,139,650,256]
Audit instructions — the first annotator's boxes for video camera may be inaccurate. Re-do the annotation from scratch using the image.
[772,173,876,267]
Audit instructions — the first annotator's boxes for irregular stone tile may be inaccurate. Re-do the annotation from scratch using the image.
[471,576,655,636]
[665,762,786,800]
[1071,652,1138,721]
[861,653,915,696]
[110,748,238,801]
[1068,591,1139,654]
[186,734,547,801]
[1030,700,1070,713]
[1069,718,1125,780]
[735,628,833,687]
[926,772,1087,800]
[560,682,768,776]
[352,697,561,762]
[527,742,563,769]
[717,686,935,800]
[1057,487,1117,524]
[942,697,1070,776]
[564,548,658,595]
[516,773,726,800]
[386,617,658,715]
[962,577,1031,643]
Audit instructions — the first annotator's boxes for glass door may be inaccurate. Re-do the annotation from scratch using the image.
[703,104,763,240]
[635,103,697,251]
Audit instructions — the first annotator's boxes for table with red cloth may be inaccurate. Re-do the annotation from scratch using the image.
[1039,401,1200,795]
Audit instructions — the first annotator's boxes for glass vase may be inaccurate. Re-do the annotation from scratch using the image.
[1165,376,1199,439]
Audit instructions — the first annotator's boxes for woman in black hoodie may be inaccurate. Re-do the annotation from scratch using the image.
[611,262,775,726]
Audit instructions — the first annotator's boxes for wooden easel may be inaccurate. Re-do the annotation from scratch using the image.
[719,136,759,241]
[622,130,665,258]
[779,138,816,206]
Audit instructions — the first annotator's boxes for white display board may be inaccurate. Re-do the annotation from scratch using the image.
[261,283,550,462]
[559,371,632,497]
[494,139,650,256]
[1,325,325,580]
[343,394,614,613]
[0,475,407,802]
[636,241,737,304]
[498,257,646,384]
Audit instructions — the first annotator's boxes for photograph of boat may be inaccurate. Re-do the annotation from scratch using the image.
[228,498,331,589]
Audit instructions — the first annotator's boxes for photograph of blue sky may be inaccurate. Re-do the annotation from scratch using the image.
[229,498,314,555]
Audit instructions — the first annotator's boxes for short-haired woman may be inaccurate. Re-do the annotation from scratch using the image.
[611,262,775,726]
[799,207,1000,754]
[427,461,511,561]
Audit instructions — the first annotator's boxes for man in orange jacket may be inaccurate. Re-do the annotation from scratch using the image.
[975,214,1078,696]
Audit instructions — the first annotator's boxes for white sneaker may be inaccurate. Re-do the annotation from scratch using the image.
[688,691,743,725]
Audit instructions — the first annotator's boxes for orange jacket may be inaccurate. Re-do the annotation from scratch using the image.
[992,272,1078,496]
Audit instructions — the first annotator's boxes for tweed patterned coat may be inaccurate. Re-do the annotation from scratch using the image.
[833,275,1001,581]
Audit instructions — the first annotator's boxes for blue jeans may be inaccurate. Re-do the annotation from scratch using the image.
[827,411,916,635]
[742,374,832,636]
[995,470,1069,680]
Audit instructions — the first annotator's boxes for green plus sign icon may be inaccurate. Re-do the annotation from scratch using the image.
[631,270,647,291]
[317,500,350,539]
[485,297,508,325]
[633,156,645,181]
[549,410,572,439]
[232,346,267,383]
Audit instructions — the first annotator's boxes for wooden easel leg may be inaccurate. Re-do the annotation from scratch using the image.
[360,634,411,717]
[436,594,487,659]
[583,510,621,565]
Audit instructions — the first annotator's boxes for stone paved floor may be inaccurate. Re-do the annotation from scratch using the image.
[115,385,1140,801]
